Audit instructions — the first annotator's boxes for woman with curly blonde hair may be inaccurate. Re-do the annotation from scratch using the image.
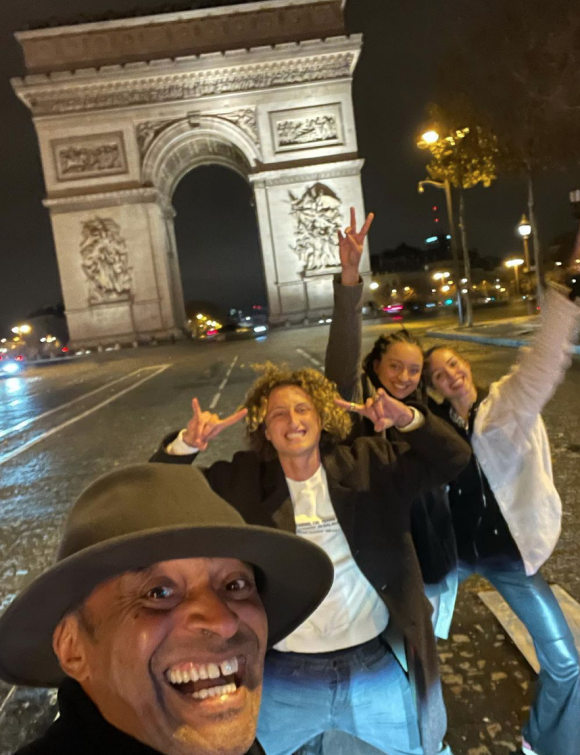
[244,362,352,458]
[151,362,471,755]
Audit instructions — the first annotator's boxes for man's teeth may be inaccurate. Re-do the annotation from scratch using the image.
[167,657,239,685]
[192,683,237,700]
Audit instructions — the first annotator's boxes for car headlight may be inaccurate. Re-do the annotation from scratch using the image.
[2,362,20,374]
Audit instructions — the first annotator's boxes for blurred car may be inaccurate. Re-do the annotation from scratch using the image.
[218,322,269,341]
[380,300,439,320]
[0,353,26,375]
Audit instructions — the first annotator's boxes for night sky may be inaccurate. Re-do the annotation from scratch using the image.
[1,0,577,332]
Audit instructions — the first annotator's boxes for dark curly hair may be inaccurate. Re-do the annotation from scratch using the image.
[244,362,352,459]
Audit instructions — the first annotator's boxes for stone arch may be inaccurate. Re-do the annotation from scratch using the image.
[16,2,370,346]
[142,118,261,199]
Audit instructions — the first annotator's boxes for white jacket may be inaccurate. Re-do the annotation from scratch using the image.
[472,284,580,576]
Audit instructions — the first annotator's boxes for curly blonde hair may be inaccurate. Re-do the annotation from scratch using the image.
[244,362,352,458]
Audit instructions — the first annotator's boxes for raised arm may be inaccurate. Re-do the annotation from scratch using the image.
[479,281,580,432]
[325,207,374,402]
[337,403,472,503]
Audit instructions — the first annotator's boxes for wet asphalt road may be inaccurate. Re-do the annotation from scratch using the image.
[0,317,579,755]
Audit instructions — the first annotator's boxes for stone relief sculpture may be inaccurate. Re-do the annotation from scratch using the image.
[52,133,127,181]
[136,119,179,157]
[80,217,132,304]
[277,114,338,146]
[217,109,259,144]
[22,54,356,115]
[289,183,342,273]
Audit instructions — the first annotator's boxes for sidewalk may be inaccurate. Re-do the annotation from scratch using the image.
[427,314,580,355]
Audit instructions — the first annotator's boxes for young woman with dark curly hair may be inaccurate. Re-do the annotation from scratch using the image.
[150,362,471,755]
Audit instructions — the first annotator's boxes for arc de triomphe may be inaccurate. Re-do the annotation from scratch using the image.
[12,0,370,347]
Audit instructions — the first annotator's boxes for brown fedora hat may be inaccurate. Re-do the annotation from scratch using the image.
[0,464,333,688]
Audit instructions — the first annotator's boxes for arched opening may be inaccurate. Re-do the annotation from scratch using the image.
[172,165,266,321]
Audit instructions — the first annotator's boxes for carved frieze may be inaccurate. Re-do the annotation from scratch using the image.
[136,119,180,158]
[271,104,343,153]
[51,132,127,181]
[80,217,132,304]
[289,183,342,275]
[213,109,258,144]
[20,53,356,116]
[278,114,338,145]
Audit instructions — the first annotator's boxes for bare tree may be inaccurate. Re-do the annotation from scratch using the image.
[438,0,580,299]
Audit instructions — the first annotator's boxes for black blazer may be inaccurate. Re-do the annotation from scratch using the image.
[151,407,471,755]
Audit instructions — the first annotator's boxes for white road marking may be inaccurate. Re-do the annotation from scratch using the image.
[0,686,15,718]
[0,366,165,443]
[0,365,171,466]
[296,348,323,368]
[208,356,238,410]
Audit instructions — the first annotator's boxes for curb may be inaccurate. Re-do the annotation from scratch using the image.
[426,330,580,355]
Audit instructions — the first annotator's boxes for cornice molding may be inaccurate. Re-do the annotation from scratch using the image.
[250,157,364,187]
[12,38,360,117]
[44,187,163,213]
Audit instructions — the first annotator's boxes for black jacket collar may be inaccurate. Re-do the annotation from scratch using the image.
[24,679,264,755]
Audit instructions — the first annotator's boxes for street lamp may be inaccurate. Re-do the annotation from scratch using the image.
[420,130,440,146]
[517,214,532,271]
[418,180,463,324]
[417,127,473,325]
[369,281,380,291]
[505,258,525,296]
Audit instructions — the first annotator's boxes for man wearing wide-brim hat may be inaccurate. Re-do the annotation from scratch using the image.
[0,464,333,755]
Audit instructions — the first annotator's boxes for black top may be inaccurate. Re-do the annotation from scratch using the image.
[15,678,265,755]
[358,366,457,585]
[432,389,521,566]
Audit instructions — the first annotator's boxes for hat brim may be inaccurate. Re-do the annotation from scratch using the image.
[0,524,333,687]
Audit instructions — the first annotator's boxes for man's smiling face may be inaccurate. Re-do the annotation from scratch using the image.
[55,557,267,755]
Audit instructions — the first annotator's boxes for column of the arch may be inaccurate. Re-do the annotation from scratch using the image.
[251,177,282,321]
[161,204,188,331]
[251,160,371,325]
[44,189,184,347]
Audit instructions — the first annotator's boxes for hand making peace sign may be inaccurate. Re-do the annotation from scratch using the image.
[182,398,248,451]
[335,388,415,432]
[338,207,375,285]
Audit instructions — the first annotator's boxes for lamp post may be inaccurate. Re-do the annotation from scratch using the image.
[417,178,463,325]
[417,129,472,326]
[517,214,532,271]
[505,258,524,296]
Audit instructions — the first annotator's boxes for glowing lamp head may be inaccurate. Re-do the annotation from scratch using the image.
[421,130,440,145]
[517,215,532,238]
[505,258,524,268]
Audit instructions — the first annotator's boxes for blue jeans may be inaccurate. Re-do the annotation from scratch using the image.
[459,559,580,755]
[257,637,452,755]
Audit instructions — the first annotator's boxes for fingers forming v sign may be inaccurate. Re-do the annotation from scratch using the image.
[337,207,375,271]
[335,389,413,432]
[183,397,248,451]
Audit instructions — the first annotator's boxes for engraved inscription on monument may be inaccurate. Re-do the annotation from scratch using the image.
[271,104,343,152]
[80,217,132,304]
[289,183,342,274]
[52,133,127,181]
